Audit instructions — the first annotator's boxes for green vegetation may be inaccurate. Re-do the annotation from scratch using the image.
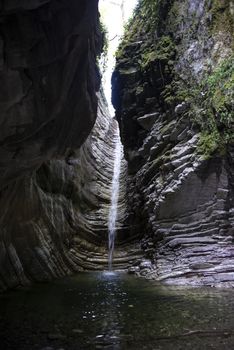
[161,80,190,107]
[140,35,175,68]
[161,56,233,159]
[194,56,234,158]
[115,0,233,160]
[206,57,234,127]
[98,18,109,74]
[197,131,221,159]
[115,0,172,60]
[210,0,234,34]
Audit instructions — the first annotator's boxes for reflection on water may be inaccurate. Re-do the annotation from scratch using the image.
[1,272,234,349]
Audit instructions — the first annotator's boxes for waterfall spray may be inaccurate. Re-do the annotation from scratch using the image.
[108,130,122,270]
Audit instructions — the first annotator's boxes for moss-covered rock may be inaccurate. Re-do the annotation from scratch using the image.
[112,0,234,286]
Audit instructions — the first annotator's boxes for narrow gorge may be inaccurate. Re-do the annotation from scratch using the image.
[0,0,233,349]
[0,0,141,291]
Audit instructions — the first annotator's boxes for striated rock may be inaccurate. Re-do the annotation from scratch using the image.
[0,0,233,291]
[112,0,234,287]
[0,87,143,291]
[0,1,142,291]
[0,0,102,290]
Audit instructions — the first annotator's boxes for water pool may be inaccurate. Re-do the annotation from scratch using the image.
[1,272,234,349]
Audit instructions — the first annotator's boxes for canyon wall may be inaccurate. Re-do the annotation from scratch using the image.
[0,0,101,189]
[0,0,131,291]
[0,0,233,291]
[113,0,234,286]
[0,84,129,291]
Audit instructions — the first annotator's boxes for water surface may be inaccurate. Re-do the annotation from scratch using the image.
[1,272,234,349]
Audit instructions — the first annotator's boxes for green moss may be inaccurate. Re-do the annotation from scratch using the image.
[115,0,173,60]
[193,56,234,158]
[98,18,109,74]
[167,1,185,33]
[140,36,175,70]
[161,79,192,107]
[197,130,221,159]
[206,57,234,126]
[210,0,234,35]
[160,56,233,158]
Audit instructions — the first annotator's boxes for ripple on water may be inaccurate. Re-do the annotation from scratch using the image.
[1,272,234,350]
[102,271,117,277]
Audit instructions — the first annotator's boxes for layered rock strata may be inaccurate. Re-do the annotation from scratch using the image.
[67,92,141,271]
[0,0,101,290]
[0,86,140,291]
[112,0,234,286]
[0,1,142,291]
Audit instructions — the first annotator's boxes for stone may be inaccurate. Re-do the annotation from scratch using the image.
[0,0,142,289]
[128,266,140,274]
[174,102,189,115]
[136,112,159,131]
[0,0,233,292]
[111,0,234,288]
[190,263,215,270]
[0,0,101,190]
[119,67,140,85]
[140,260,152,270]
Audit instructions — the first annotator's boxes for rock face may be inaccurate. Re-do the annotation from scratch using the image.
[0,0,102,290]
[64,92,141,272]
[0,1,142,291]
[0,0,233,291]
[0,85,138,291]
[0,0,100,189]
[112,0,234,286]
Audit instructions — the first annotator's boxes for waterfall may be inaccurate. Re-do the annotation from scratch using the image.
[108,129,123,270]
